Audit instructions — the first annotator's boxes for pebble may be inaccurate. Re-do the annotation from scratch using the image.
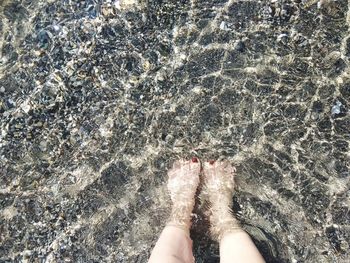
[219,21,229,31]
[53,25,60,31]
[39,141,47,151]
[34,122,43,127]
[21,101,31,113]
[7,98,15,107]
[331,100,342,115]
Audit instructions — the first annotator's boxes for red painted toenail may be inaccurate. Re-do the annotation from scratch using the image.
[192,157,198,163]
[209,160,215,165]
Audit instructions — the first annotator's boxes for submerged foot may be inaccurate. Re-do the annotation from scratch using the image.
[167,158,201,229]
[203,160,243,241]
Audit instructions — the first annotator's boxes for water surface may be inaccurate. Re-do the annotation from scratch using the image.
[0,0,349,262]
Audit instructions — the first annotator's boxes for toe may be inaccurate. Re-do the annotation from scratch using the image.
[172,159,182,170]
[191,157,199,163]
[204,160,215,170]
[168,160,181,178]
[217,160,228,168]
[189,161,201,174]
[190,157,200,166]
[224,162,236,173]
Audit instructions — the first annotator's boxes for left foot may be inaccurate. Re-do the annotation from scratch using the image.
[167,158,201,229]
[203,160,243,241]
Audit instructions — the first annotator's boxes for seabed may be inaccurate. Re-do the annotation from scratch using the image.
[0,0,349,262]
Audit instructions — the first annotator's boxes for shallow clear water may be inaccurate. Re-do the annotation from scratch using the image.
[0,0,349,262]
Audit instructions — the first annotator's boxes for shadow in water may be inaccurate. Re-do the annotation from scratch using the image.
[191,187,285,263]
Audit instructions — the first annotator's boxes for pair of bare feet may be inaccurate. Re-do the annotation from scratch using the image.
[166,158,242,241]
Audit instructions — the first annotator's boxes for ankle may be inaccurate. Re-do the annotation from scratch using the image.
[168,204,193,228]
[210,208,237,225]
[210,215,243,241]
[208,191,232,205]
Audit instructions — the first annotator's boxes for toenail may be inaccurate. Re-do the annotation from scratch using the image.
[192,157,198,163]
[209,160,215,165]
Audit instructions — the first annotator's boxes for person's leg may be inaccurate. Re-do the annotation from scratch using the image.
[203,160,265,263]
[220,231,265,263]
[148,225,193,263]
[148,159,200,263]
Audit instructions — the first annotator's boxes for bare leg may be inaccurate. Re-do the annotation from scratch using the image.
[203,160,265,263]
[148,159,200,263]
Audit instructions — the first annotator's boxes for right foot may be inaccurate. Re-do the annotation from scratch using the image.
[203,160,243,241]
[166,158,201,230]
